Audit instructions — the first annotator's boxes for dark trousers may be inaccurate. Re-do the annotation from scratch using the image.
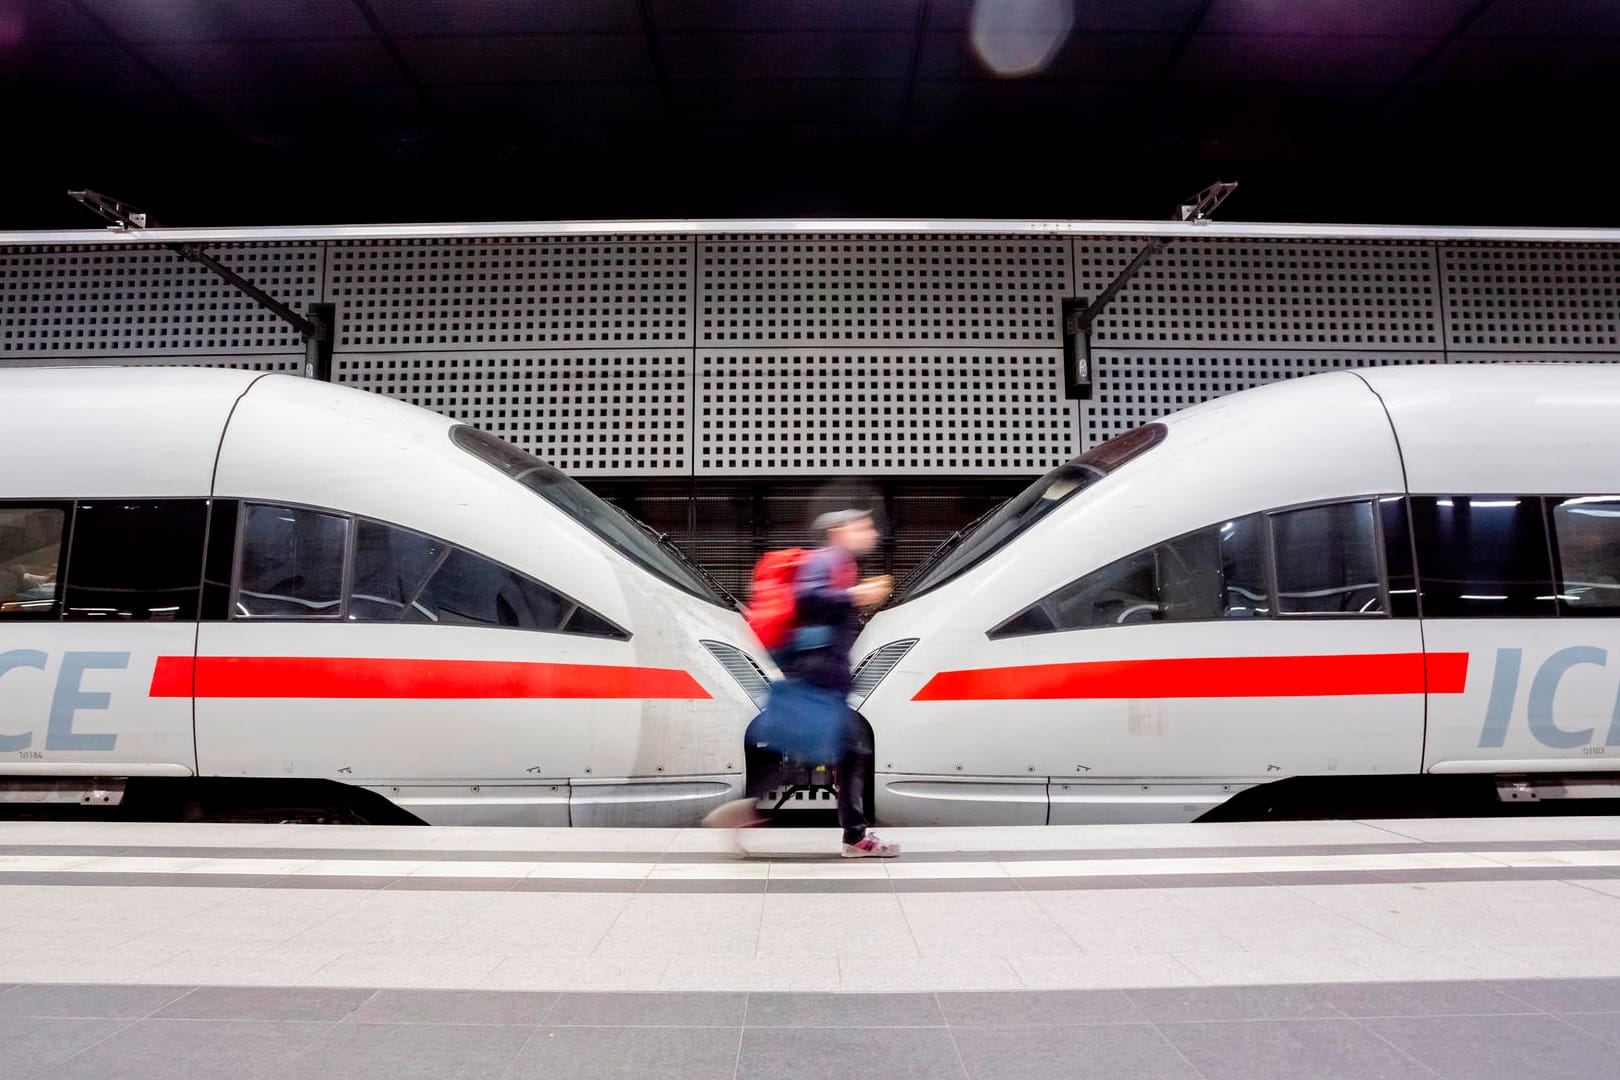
[745,707,873,845]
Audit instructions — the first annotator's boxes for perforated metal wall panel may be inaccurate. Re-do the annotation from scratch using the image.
[697,237,1069,345]
[333,350,691,475]
[695,348,1077,475]
[1075,237,1440,350]
[0,243,320,359]
[326,238,692,350]
[1440,243,1620,352]
[16,354,308,373]
[4,228,1620,480]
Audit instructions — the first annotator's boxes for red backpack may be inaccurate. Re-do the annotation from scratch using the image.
[746,548,808,652]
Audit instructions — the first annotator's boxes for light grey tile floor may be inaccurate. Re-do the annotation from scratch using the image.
[6,977,1620,1080]
[271,1020,538,1080]
[155,986,375,1022]
[1363,1013,1620,1080]
[739,1026,966,1080]
[504,1025,743,1080]
[0,1017,134,1077]
[349,988,557,1025]
[31,1017,334,1080]
[1560,1011,1620,1048]
[1160,1017,1441,1080]
[743,991,944,1027]
[951,1023,1202,1080]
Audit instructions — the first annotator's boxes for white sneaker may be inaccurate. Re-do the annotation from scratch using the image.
[841,834,901,858]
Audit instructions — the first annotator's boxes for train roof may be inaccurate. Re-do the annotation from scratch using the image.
[0,365,267,499]
[1345,364,1619,493]
[1142,362,1620,498]
[0,364,262,397]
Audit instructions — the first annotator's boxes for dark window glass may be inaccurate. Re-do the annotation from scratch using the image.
[200,500,239,621]
[350,518,448,622]
[1549,496,1620,615]
[0,505,67,619]
[64,500,207,621]
[349,518,628,639]
[451,425,730,607]
[1156,529,1228,622]
[1380,497,1420,618]
[902,423,1169,600]
[1218,514,1272,618]
[1410,496,1556,618]
[411,548,563,631]
[1272,501,1385,616]
[990,513,1267,637]
[558,605,626,639]
[236,504,348,618]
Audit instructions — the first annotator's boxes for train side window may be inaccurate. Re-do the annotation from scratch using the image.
[1409,496,1557,618]
[236,504,349,619]
[349,518,628,638]
[1217,514,1271,618]
[64,500,208,621]
[200,500,240,621]
[1549,496,1620,615]
[988,513,1267,637]
[0,505,68,619]
[350,519,448,621]
[1380,497,1420,618]
[410,547,596,635]
[1156,529,1227,622]
[1271,501,1384,616]
[1034,547,1160,632]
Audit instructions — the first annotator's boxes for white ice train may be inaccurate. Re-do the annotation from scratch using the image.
[0,367,775,826]
[849,365,1620,825]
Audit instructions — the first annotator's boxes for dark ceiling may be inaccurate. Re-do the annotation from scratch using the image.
[2,0,1617,230]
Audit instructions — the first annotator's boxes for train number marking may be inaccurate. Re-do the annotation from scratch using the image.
[1479,647,1620,750]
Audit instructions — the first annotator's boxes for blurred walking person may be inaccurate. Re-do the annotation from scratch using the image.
[705,508,899,857]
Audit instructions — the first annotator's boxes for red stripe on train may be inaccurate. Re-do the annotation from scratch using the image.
[148,656,711,700]
[911,652,1469,701]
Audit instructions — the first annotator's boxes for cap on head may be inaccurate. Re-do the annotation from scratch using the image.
[811,508,873,536]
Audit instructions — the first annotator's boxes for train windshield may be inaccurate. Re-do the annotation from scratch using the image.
[899,422,1168,601]
[451,426,732,607]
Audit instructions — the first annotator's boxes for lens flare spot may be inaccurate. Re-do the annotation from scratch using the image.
[970,0,1075,78]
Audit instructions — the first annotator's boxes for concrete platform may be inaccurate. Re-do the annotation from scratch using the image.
[4,816,1620,1078]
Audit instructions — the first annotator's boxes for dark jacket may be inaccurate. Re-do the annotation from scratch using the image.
[779,545,859,694]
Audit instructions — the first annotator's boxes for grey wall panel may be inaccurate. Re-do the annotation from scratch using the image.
[697,235,1071,346]
[1439,243,1620,352]
[333,349,693,476]
[326,237,693,351]
[0,243,321,361]
[694,347,1078,476]
[1074,236,1441,350]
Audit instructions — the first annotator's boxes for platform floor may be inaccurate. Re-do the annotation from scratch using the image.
[4,816,1620,1078]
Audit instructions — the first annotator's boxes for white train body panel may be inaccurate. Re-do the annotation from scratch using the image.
[1376,369,1620,779]
[0,625,197,778]
[0,367,249,499]
[856,366,1620,825]
[1,368,769,825]
[2,369,240,778]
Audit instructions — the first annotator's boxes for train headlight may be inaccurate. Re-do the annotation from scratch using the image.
[700,641,772,710]
[848,639,917,710]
